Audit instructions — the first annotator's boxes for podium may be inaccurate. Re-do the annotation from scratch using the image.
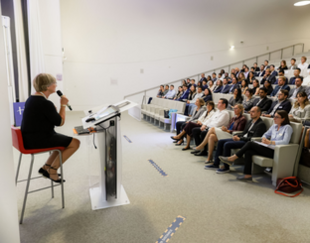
[81,100,138,210]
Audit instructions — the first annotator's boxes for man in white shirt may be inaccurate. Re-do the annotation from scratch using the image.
[163,84,176,99]
[192,98,230,156]
[298,56,309,71]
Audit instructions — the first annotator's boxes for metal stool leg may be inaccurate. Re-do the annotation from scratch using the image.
[51,181,54,198]
[20,154,34,224]
[58,150,65,208]
[15,153,22,184]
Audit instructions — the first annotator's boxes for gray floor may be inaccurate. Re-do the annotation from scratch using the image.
[16,111,310,243]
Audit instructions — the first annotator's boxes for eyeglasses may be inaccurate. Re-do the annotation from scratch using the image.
[274,116,281,119]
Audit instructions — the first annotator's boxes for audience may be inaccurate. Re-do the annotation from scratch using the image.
[257,65,265,77]
[247,71,256,84]
[201,88,213,103]
[194,104,246,164]
[186,86,203,116]
[274,70,286,84]
[172,98,207,146]
[213,80,223,93]
[211,72,217,82]
[252,79,260,96]
[172,100,212,149]
[205,106,266,172]
[260,69,276,84]
[219,78,231,94]
[229,78,239,94]
[208,80,215,92]
[200,73,207,83]
[191,98,230,156]
[157,85,165,98]
[173,86,183,100]
[176,84,190,101]
[289,58,297,70]
[278,60,288,70]
[289,91,310,123]
[298,56,309,71]
[247,87,272,112]
[270,76,290,97]
[269,65,278,77]
[253,62,260,72]
[219,110,293,180]
[263,80,274,95]
[163,85,176,99]
[228,88,243,110]
[242,89,255,111]
[262,90,292,117]
[264,60,270,70]
[186,78,191,87]
[240,79,249,95]
[289,68,301,84]
[237,72,246,84]
[289,77,306,98]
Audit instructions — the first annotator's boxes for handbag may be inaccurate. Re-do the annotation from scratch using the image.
[164,110,169,118]
[168,109,178,119]
[274,176,303,197]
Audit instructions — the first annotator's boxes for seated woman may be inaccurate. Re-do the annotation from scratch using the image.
[240,79,249,95]
[228,88,243,110]
[263,80,273,95]
[201,88,212,103]
[242,88,255,111]
[172,98,207,145]
[208,80,215,92]
[21,73,80,183]
[252,79,260,96]
[219,110,293,180]
[278,60,288,70]
[289,91,310,123]
[194,104,246,163]
[171,100,214,149]
[237,72,245,84]
[188,85,197,101]
[173,86,183,100]
[247,71,256,84]
[213,80,223,93]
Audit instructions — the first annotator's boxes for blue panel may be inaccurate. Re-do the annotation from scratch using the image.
[156,216,186,243]
[148,160,168,177]
[13,102,25,127]
[123,135,132,143]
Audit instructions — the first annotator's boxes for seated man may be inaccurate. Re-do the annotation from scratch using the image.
[190,79,197,88]
[262,90,292,117]
[264,60,270,70]
[228,78,239,94]
[200,73,207,83]
[202,80,208,90]
[270,76,290,97]
[191,98,230,156]
[260,68,276,84]
[235,67,240,78]
[274,70,286,84]
[205,106,267,172]
[289,68,301,85]
[243,66,250,78]
[289,58,297,70]
[289,77,306,99]
[247,87,272,112]
[177,84,190,101]
[163,84,176,99]
[186,78,191,87]
[220,78,231,94]
[269,65,278,77]
[257,65,265,77]
[156,85,165,98]
[298,56,309,71]
[253,62,260,72]
[211,72,217,82]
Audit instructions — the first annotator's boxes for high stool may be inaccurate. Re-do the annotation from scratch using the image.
[11,126,65,224]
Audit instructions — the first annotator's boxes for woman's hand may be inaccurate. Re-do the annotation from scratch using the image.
[60,96,69,106]
[262,137,272,145]
[197,121,202,125]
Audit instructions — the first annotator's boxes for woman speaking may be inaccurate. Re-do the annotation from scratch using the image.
[21,73,80,183]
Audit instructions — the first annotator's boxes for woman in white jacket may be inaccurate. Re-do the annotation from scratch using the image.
[289,91,310,123]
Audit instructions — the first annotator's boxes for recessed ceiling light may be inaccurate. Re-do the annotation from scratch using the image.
[230,46,234,50]
[294,1,310,6]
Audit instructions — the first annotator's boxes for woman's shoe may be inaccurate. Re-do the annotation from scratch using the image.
[173,140,179,143]
[48,167,65,183]
[170,136,179,141]
[182,147,191,151]
[175,140,184,146]
[38,165,61,177]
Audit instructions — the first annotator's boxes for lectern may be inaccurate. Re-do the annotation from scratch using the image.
[81,100,138,210]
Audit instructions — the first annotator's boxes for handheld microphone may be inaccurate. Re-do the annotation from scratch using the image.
[56,90,72,110]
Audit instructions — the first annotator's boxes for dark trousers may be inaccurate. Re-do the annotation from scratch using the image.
[176,121,186,135]
[214,139,246,168]
[184,104,190,116]
[148,97,153,104]
[192,127,208,147]
[236,141,274,175]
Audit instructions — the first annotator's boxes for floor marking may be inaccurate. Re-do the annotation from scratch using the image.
[148,160,168,177]
[156,216,186,243]
[123,135,132,143]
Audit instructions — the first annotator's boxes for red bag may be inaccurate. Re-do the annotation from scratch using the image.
[274,176,303,197]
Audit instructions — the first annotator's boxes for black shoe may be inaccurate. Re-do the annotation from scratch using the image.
[170,136,179,141]
[191,150,200,154]
[39,167,61,177]
[182,147,191,151]
[194,150,208,156]
[175,140,184,146]
[173,140,179,143]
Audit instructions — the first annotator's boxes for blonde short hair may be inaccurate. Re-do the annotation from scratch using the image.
[33,73,56,92]
[197,98,205,107]
[236,104,244,114]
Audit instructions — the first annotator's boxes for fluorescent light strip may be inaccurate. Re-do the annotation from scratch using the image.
[294,1,310,6]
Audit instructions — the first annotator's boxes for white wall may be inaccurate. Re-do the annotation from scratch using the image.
[0,4,20,243]
[60,0,310,110]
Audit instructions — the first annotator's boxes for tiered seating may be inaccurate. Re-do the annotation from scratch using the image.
[141,97,186,131]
